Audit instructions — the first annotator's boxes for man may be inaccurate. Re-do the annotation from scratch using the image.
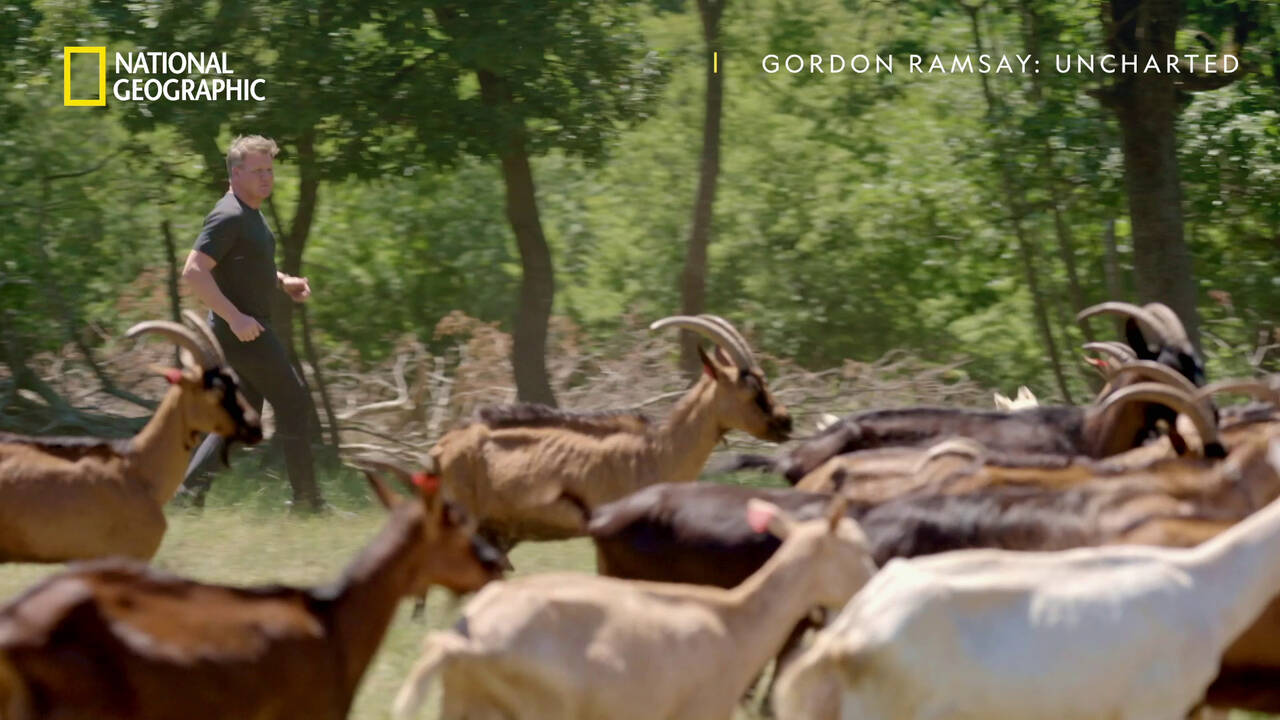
[180,134,323,512]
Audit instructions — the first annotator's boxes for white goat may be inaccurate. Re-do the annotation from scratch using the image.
[774,434,1280,720]
[393,497,875,720]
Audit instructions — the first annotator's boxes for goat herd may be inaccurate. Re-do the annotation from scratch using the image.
[0,304,1278,719]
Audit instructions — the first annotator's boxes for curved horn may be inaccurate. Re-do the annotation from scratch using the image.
[1082,341,1137,365]
[911,437,987,476]
[1143,303,1192,352]
[126,320,217,369]
[1193,379,1280,407]
[181,309,227,366]
[1106,361,1214,419]
[650,315,752,369]
[1106,360,1199,396]
[697,314,756,367]
[1095,382,1218,450]
[1077,302,1166,351]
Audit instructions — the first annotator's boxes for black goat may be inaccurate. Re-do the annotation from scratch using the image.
[721,302,1211,484]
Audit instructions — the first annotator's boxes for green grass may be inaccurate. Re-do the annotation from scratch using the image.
[0,461,1272,719]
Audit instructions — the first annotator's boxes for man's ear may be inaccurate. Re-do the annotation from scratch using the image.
[697,345,723,381]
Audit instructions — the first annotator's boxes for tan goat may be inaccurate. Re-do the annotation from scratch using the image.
[0,315,262,562]
[0,464,505,720]
[392,496,874,720]
[426,314,792,549]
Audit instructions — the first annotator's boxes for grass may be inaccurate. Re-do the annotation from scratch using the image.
[0,461,1273,719]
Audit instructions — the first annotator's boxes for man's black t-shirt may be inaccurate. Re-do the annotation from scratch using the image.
[193,191,277,323]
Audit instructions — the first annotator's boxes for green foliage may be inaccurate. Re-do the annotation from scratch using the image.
[3,0,1279,422]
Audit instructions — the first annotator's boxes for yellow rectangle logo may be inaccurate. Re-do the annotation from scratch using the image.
[64,46,106,106]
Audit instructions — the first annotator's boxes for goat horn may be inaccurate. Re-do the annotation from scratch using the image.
[1105,361,1215,420]
[1193,379,1280,407]
[911,437,987,476]
[697,314,756,367]
[1106,361,1199,396]
[181,309,227,366]
[125,320,217,369]
[1077,302,1166,352]
[1096,382,1218,450]
[649,315,752,369]
[1082,341,1137,365]
[1142,303,1193,353]
[347,457,415,483]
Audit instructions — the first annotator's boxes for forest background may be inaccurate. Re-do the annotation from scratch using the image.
[2,0,1278,505]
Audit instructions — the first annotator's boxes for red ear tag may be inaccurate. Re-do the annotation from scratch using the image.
[412,472,440,494]
[747,504,775,534]
[164,368,184,385]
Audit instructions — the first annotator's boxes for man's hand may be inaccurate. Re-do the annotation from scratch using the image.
[229,311,265,342]
[280,274,311,303]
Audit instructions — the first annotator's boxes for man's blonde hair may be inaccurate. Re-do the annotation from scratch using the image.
[226,134,279,175]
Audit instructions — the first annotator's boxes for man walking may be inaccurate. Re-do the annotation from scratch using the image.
[181,134,323,511]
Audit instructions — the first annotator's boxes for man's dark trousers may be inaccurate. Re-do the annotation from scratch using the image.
[182,315,321,511]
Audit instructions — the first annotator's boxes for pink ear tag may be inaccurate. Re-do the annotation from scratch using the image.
[747,504,775,534]
[412,472,440,494]
[164,368,183,384]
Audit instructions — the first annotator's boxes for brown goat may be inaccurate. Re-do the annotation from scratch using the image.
[727,302,1211,484]
[426,314,792,550]
[0,464,505,720]
[0,316,262,562]
[794,382,1219,499]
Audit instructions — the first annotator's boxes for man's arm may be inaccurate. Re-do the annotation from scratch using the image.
[182,250,264,342]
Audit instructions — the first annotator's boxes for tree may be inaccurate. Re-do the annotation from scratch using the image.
[1095,0,1262,349]
[410,2,666,404]
[678,0,725,377]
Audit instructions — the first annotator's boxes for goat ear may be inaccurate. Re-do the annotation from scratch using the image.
[363,470,401,510]
[746,499,794,539]
[1125,319,1158,360]
[697,345,723,381]
[149,364,186,385]
[826,494,850,532]
[993,392,1012,410]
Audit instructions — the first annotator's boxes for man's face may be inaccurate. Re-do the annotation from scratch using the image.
[232,152,274,204]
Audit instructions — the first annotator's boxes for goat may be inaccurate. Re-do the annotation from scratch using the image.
[773,443,1280,720]
[590,422,1276,586]
[791,380,1220,497]
[424,314,792,551]
[0,464,505,720]
[392,496,874,720]
[593,428,1280,714]
[993,385,1037,410]
[0,315,262,562]
[724,302,1208,484]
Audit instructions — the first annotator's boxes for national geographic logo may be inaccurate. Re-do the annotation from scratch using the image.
[63,47,266,107]
[63,47,106,106]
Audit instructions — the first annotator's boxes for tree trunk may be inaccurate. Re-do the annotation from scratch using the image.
[273,130,319,363]
[1105,0,1200,349]
[161,219,184,367]
[966,5,1073,404]
[679,0,725,377]
[299,304,341,449]
[477,68,558,407]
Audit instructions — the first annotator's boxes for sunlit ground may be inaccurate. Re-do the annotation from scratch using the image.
[0,462,1272,720]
